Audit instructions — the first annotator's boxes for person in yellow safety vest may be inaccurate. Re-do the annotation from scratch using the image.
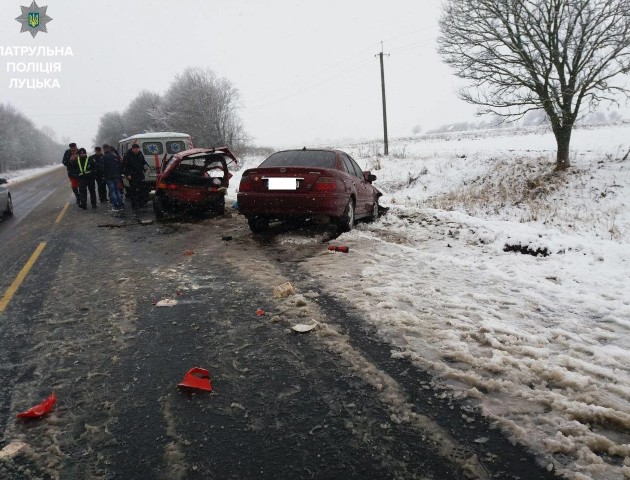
[75,147,98,210]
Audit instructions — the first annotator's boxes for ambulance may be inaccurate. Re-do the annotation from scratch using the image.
[118,132,194,192]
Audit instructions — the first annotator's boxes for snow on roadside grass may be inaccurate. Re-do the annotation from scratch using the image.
[305,124,630,479]
[1,164,62,184]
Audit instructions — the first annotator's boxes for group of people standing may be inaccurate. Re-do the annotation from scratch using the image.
[61,142,149,211]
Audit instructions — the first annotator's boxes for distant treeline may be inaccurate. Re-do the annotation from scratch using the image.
[95,67,248,154]
[0,103,65,173]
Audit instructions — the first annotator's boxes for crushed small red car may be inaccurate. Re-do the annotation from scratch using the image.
[153,147,237,219]
[237,148,382,233]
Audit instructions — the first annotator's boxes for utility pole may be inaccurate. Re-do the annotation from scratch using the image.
[376,42,390,156]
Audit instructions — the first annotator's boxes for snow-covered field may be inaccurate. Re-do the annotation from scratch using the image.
[233,124,630,480]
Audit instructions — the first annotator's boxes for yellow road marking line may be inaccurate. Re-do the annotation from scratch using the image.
[0,242,47,313]
[55,202,70,224]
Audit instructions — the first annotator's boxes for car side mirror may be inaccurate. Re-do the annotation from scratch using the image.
[363,172,376,183]
[0,178,7,185]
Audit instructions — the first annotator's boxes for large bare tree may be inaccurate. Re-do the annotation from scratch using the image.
[123,90,162,136]
[153,67,246,149]
[438,0,630,170]
[94,111,125,148]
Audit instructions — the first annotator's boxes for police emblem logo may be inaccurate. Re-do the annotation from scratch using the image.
[16,1,52,38]
[28,12,39,28]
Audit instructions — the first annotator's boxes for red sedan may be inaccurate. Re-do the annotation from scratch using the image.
[237,148,382,233]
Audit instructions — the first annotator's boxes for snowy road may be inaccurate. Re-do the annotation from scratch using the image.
[0,177,556,479]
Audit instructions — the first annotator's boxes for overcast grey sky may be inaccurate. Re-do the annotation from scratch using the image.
[0,0,479,149]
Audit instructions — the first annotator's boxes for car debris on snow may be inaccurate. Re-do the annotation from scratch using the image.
[16,392,57,419]
[291,322,318,333]
[273,282,296,298]
[0,441,28,460]
[155,299,178,307]
[177,367,213,392]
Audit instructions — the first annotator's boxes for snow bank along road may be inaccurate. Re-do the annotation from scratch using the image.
[0,175,556,478]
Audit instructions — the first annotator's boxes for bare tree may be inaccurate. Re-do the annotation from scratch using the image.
[94,111,126,147]
[154,67,247,148]
[123,90,162,136]
[438,0,630,170]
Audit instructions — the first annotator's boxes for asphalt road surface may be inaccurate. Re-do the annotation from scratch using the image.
[0,170,559,479]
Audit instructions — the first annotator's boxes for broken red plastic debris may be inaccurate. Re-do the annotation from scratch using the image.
[256,308,265,316]
[328,245,349,253]
[177,368,213,392]
[184,250,194,256]
[16,392,57,419]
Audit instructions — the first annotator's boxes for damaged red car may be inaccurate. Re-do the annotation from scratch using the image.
[153,147,237,219]
[237,148,381,233]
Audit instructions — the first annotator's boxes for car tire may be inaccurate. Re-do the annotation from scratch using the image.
[370,198,379,221]
[215,196,226,215]
[5,194,13,217]
[247,216,269,234]
[154,196,165,219]
[337,198,355,233]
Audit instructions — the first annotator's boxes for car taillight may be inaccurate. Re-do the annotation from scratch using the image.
[157,182,179,190]
[239,177,253,192]
[313,177,337,192]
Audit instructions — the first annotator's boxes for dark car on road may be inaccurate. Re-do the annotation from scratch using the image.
[153,147,237,219]
[0,178,13,218]
[237,148,381,233]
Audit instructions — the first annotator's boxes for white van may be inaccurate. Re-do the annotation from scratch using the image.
[118,132,193,190]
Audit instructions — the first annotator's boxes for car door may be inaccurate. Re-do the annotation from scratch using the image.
[344,154,370,215]
[340,154,361,210]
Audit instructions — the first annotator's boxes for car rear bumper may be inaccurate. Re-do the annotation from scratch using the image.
[237,192,347,218]
[158,190,224,207]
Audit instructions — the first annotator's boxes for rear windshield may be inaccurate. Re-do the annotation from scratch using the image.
[260,151,336,168]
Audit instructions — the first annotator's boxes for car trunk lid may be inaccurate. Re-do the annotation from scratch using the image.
[241,167,332,193]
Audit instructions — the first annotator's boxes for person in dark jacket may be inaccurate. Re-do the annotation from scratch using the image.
[90,146,107,203]
[122,143,149,209]
[62,142,80,204]
[75,148,97,209]
[104,144,124,200]
[102,145,123,210]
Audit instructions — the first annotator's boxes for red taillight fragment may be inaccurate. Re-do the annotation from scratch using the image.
[157,182,179,190]
[239,177,253,192]
[313,177,337,192]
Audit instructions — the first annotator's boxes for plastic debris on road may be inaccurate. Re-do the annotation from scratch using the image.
[0,441,28,459]
[184,250,194,256]
[273,282,296,298]
[178,368,213,392]
[256,308,266,316]
[16,392,57,419]
[291,323,318,333]
[156,299,178,307]
[328,245,349,253]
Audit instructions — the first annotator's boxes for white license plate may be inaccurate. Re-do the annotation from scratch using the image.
[267,178,297,190]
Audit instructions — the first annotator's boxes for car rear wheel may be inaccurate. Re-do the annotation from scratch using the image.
[247,216,269,234]
[153,196,165,219]
[214,196,226,215]
[337,198,355,233]
[4,194,13,217]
